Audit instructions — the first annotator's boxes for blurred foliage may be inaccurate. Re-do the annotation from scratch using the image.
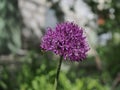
[0,0,120,90]
[0,52,111,90]
[85,0,120,76]
[0,0,22,54]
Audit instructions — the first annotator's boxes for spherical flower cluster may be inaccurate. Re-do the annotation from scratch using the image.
[40,22,90,61]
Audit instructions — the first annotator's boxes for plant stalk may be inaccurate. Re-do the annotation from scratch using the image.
[54,56,63,90]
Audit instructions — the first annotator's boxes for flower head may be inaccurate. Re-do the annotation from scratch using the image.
[40,22,90,61]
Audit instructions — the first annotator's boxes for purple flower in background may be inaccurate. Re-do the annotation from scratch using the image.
[40,22,90,61]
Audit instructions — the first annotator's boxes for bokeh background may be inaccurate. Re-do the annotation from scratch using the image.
[0,0,120,90]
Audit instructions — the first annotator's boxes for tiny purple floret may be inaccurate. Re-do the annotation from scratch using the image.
[40,22,90,61]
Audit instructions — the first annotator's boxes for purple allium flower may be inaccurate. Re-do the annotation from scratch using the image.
[40,22,90,61]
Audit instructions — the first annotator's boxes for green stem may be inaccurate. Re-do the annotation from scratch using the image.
[54,56,63,90]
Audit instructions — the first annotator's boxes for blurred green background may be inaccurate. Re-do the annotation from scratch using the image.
[0,0,120,90]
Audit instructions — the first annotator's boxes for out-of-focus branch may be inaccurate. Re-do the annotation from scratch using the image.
[93,49,102,71]
[88,47,102,71]
[111,73,120,90]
